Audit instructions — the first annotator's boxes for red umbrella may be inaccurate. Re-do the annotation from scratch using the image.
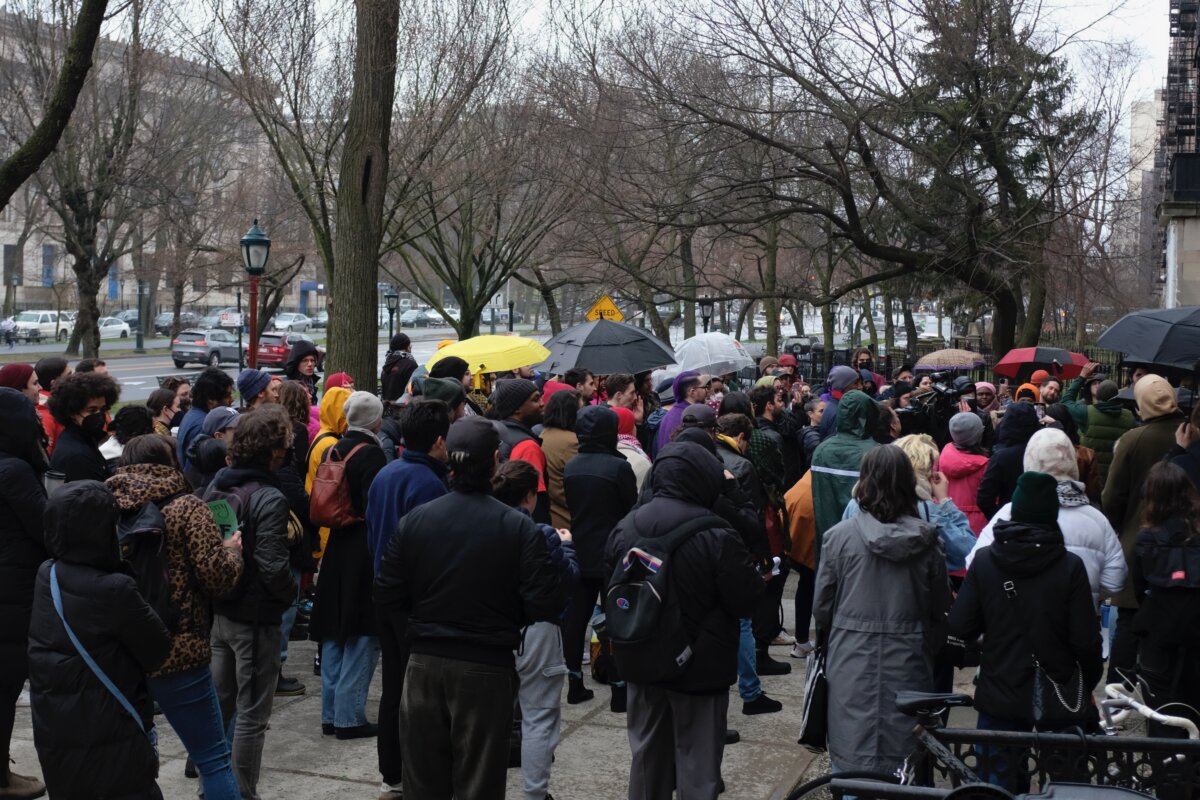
[993,347,1088,381]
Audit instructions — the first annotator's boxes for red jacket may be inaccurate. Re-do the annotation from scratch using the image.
[938,442,989,535]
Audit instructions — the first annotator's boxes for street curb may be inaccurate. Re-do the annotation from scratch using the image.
[766,748,818,800]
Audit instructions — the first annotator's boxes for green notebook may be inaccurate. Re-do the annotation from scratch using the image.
[207,499,237,541]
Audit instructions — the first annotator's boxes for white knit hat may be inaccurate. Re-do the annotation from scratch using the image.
[1023,428,1079,482]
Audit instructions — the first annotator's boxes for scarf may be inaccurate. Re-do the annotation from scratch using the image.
[618,432,645,456]
[1056,479,1091,508]
[345,425,383,448]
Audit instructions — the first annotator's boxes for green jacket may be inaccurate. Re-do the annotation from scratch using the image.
[810,390,879,567]
[1101,412,1184,608]
[1060,377,1090,433]
[1081,400,1136,486]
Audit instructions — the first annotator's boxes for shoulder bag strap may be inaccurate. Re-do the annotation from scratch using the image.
[50,563,152,742]
[305,432,337,466]
[637,515,729,554]
[977,554,1046,669]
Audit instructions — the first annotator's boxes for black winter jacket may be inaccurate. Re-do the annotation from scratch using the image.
[0,389,47,649]
[374,490,565,666]
[277,419,318,571]
[605,442,764,694]
[50,423,110,484]
[203,467,297,626]
[948,519,1102,723]
[380,349,417,404]
[563,407,638,577]
[29,481,170,798]
[976,404,1041,519]
[1132,518,1200,647]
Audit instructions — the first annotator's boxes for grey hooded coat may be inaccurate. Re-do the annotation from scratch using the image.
[813,511,950,773]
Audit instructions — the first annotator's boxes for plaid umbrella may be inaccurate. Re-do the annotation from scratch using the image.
[915,348,985,371]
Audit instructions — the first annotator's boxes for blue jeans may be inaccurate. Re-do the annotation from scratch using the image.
[737,618,762,702]
[321,636,380,728]
[976,712,1033,793]
[149,665,240,800]
[279,567,302,662]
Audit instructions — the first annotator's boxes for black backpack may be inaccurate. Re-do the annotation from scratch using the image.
[604,514,725,684]
[118,492,188,632]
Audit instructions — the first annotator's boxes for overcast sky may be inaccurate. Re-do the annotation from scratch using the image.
[1081,0,1168,103]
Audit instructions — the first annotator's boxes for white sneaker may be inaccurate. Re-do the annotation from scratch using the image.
[379,781,403,799]
[582,647,591,666]
[790,641,815,659]
[771,630,797,646]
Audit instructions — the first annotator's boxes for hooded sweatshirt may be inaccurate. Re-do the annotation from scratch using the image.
[284,338,321,405]
[810,390,879,566]
[652,370,701,454]
[939,441,989,534]
[976,403,1040,519]
[563,406,637,577]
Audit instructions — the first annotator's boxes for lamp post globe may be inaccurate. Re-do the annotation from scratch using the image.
[385,292,399,342]
[240,219,270,368]
[698,295,714,334]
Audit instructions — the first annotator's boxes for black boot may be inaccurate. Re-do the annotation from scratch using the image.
[567,673,594,704]
[609,683,627,713]
[756,650,791,676]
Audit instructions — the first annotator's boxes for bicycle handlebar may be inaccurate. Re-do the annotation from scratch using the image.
[1102,683,1199,740]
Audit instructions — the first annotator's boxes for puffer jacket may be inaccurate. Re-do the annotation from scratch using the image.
[0,389,47,651]
[967,493,1127,610]
[976,403,1040,519]
[29,481,169,798]
[564,407,637,577]
[604,442,764,694]
[284,338,321,405]
[107,463,243,676]
[938,442,989,534]
[1081,400,1136,485]
[810,391,879,566]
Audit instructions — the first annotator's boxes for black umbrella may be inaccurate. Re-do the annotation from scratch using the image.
[1097,307,1200,371]
[537,319,676,376]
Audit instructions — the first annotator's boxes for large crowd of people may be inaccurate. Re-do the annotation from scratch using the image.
[0,330,1197,800]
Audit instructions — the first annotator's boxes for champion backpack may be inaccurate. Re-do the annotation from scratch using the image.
[309,443,368,529]
[604,514,726,684]
[117,492,188,632]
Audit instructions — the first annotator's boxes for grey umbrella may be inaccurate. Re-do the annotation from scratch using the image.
[537,319,676,375]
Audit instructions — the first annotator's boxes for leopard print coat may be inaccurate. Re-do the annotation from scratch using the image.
[107,463,244,677]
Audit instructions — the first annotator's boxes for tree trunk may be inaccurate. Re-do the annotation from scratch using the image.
[1018,272,1046,348]
[735,301,750,341]
[864,295,878,348]
[530,267,561,334]
[763,221,779,355]
[821,304,835,375]
[328,0,400,393]
[67,261,102,358]
[883,293,895,351]
[991,290,1019,356]
[679,230,697,339]
[903,305,918,359]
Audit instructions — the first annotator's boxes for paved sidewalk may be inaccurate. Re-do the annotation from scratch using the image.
[10,573,820,798]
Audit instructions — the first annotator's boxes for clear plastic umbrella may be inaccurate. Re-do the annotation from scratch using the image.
[674,332,755,377]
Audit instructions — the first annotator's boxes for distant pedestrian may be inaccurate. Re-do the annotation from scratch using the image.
[177,367,234,472]
[47,371,120,484]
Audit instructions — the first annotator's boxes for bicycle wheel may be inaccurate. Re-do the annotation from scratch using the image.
[786,770,899,800]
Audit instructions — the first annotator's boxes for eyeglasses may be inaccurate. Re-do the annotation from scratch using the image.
[701,382,712,389]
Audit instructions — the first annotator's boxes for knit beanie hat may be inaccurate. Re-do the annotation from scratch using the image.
[540,380,573,400]
[446,416,500,465]
[1015,383,1040,403]
[0,363,34,391]
[429,356,470,381]
[613,406,637,437]
[777,354,798,368]
[948,412,984,448]
[423,376,466,408]
[1030,369,1051,386]
[1023,428,1079,482]
[1096,380,1119,402]
[236,368,271,403]
[491,378,538,420]
[343,390,383,431]
[1134,375,1178,420]
[1010,471,1060,526]
[829,365,860,392]
[758,355,779,375]
[325,372,353,390]
[755,375,777,390]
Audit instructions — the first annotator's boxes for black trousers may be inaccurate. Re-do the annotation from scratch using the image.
[753,559,791,649]
[0,640,27,765]
[401,653,517,800]
[377,611,408,787]
[791,562,816,644]
[562,576,603,675]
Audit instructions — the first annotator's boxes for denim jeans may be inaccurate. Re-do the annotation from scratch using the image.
[211,616,282,800]
[149,665,240,800]
[321,636,380,728]
[737,618,762,702]
[279,567,302,663]
[975,712,1033,793]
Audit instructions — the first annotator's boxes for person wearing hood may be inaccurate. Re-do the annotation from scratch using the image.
[47,371,120,484]
[28,480,171,799]
[380,333,417,405]
[652,370,710,455]
[614,406,652,493]
[976,401,1040,519]
[949,472,1103,790]
[604,441,764,800]
[306,385,352,558]
[177,367,235,472]
[0,389,47,798]
[107,434,245,799]
[1081,379,1135,486]
[811,390,879,567]
[1103,374,1187,681]
[563,406,637,708]
[284,338,321,405]
[815,445,951,776]
[968,428,1126,610]
[817,366,864,441]
[940,412,991,535]
[202,406,298,800]
[429,355,483,416]
[310,392,387,740]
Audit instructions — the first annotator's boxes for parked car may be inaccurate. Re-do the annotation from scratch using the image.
[171,329,242,368]
[12,310,66,342]
[153,311,200,336]
[96,317,131,339]
[481,307,524,325]
[257,332,326,371]
[310,310,328,330]
[114,309,140,325]
[399,309,432,328]
[270,312,311,332]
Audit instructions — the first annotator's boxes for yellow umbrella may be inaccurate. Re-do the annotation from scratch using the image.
[425,334,550,375]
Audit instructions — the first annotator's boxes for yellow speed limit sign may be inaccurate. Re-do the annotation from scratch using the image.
[585,295,625,322]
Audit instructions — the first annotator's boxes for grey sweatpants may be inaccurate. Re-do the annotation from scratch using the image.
[515,622,568,800]
[626,683,727,800]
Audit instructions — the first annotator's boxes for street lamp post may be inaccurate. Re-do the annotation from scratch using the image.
[385,292,399,343]
[698,296,715,334]
[239,220,270,369]
[134,279,146,354]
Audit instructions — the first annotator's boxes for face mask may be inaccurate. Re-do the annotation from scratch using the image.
[81,411,107,441]
[178,397,192,412]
